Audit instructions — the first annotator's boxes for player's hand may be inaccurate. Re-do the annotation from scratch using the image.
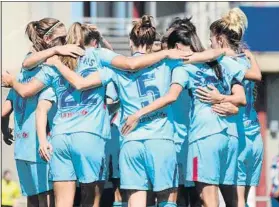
[196,84,224,104]
[212,102,239,116]
[167,49,193,60]
[54,44,85,58]
[2,71,15,87]
[3,128,14,145]
[39,140,53,162]
[121,113,140,135]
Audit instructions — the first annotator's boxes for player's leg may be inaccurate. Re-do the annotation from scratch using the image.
[119,141,149,207]
[70,132,107,207]
[187,186,202,207]
[49,134,78,207]
[127,190,147,207]
[146,191,156,207]
[219,135,239,207]
[53,181,76,207]
[195,182,219,207]
[236,134,253,207]
[186,133,229,207]
[111,178,128,206]
[79,181,105,207]
[145,139,178,207]
[238,132,264,207]
[176,142,187,207]
[27,195,39,207]
[37,190,55,207]
[16,160,54,207]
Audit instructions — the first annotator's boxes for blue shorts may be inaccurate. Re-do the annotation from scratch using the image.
[50,132,106,183]
[237,132,263,186]
[119,139,178,192]
[16,160,53,196]
[105,124,120,179]
[186,131,238,185]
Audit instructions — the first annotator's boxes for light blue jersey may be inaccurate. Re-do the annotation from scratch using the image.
[99,53,182,143]
[34,47,119,138]
[234,54,260,136]
[171,56,246,143]
[171,89,191,144]
[6,67,56,163]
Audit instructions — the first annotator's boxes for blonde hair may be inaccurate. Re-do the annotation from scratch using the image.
[61,22,101,70]
[210,8,248,51]
[222,8,248,38]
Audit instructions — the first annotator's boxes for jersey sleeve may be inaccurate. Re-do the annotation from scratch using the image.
[6,89,15,101]
[97,48,121,67]
[38,87,56,103]
[106,82,118,101]
[166,59,184,70]
[171,66,190,88]
[219,56,246,83]
[99,66,118,86]
[34,65,55,87]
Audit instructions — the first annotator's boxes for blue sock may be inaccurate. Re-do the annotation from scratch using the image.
[112,201,128,207]
[158,201,177,207]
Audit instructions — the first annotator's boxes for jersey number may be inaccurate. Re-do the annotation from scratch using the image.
[59,69,98,109]
[136,74,160,107]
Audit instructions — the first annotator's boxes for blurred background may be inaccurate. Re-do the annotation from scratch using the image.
[1,1,279,207]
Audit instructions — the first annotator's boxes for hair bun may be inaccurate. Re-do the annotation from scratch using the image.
[223,8,248,34]
[141,15,153,27]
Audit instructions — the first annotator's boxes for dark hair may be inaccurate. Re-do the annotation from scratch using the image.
[129,15,156,49]
[168,17,196,32]
[25,18,66,52]
[210,8,248,51]
[61,22,101,70]
[168,28,223,80]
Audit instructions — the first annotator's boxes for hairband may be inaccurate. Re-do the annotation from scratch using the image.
[44,21,61,38]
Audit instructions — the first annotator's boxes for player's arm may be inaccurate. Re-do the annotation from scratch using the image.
[212,102,239,116]
[22,45,84,70]
[36,100,53,161]
[109,49,192,71]
[196,83,247,106]
[243,50,262,81]
[121,83,183,135]
[47,57,102,91]
[184,48,231,64]
[1,100,14,145]
[2,72,45,98]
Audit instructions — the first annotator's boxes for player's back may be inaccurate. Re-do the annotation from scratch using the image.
[35,47,110,139]
[111,55,180,143]
[8,66,55,162]
[235,54,260,136]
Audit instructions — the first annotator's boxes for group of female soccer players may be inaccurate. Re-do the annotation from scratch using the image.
[2,6,263,207]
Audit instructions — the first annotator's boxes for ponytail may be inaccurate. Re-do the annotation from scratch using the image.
[25,18,65,52]
[61,22,101,70]
[129,15,156,49]
[25,21,47,51]
[210,8,248,51]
